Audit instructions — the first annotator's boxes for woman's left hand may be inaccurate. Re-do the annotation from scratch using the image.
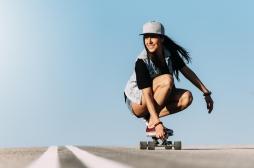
[205,95,214,113]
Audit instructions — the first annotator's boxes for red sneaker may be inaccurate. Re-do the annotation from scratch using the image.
[146,126,174,137]
[146,127,156,137]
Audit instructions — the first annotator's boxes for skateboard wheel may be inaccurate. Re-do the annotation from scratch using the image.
[148,141,155,150]
[140,141,148,150]
[174,141,182,150]
[165,141,172,150]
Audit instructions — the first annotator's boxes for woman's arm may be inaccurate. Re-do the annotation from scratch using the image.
[180,66,214,113]
[180,66,210,93]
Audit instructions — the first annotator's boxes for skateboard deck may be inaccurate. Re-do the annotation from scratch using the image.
[139,130,182,150]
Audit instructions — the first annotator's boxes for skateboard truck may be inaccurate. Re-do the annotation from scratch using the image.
[139,131,182,150]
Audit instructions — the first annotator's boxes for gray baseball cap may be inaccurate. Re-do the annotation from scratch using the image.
[140,21,165,36]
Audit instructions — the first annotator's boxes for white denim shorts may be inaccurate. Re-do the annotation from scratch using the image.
[124,93,134,113]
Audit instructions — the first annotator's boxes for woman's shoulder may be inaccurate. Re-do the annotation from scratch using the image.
[135,58,146,67]
[135,58,150,73]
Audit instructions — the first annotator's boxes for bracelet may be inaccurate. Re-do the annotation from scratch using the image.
[203,91,212,96]
[154,121,163,128]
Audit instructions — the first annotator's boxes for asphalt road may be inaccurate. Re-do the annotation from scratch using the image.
[1,145,254,168]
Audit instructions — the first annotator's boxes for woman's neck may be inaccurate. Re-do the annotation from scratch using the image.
[154,47,164,61]
[156,47,163,58]
[149,48,165,67]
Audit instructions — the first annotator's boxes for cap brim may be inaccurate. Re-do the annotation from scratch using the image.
[139,33,166,37]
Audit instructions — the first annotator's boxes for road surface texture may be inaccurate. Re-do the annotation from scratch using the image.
[1,145,254,168]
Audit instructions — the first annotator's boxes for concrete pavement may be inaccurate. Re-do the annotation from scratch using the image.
[1,145,254,168]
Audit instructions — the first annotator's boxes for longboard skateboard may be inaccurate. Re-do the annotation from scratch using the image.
[139,130,182,150]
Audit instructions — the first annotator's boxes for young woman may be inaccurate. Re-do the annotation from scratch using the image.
[124,21,214,139]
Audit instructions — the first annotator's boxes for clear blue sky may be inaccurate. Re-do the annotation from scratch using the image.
[0,0,253,147]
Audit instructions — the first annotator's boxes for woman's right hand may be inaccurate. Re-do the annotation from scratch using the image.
[155,123,165,139]
[205,95,214,113]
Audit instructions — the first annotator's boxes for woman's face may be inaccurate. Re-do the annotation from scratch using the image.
[144,34,163,53]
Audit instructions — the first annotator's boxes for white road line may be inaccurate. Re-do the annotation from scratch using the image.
[27,146,60,168]
[66,145,133,168]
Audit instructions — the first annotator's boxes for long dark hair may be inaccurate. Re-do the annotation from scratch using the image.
[143,35,191,80]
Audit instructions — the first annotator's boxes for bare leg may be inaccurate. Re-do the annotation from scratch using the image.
[152,74,174,107]
[159,88,193,118]
[131,74,174,120]
[130,74,193,129]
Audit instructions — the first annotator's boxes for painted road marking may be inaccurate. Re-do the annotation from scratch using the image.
[27,146,60,168]
[66,145,133,168]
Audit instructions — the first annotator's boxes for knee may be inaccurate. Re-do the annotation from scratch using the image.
[160,75,174,89]
[181,91,193,107]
